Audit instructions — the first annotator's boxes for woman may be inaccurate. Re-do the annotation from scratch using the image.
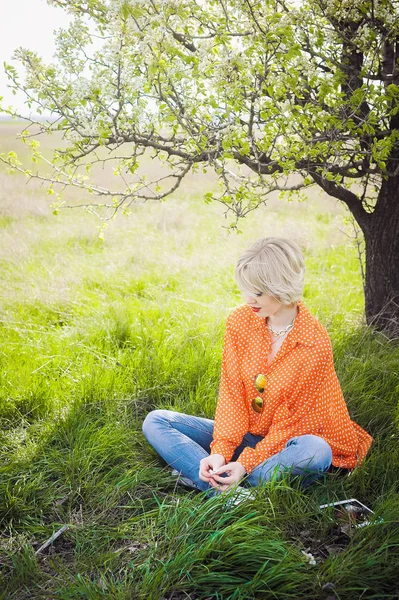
[142,237,373,497]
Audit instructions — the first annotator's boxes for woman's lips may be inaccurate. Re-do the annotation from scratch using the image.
[251,307,261,312]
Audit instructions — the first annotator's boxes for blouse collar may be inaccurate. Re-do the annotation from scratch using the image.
[248,300,316,347]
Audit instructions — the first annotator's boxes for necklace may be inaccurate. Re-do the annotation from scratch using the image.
[270,330,291,345]
[266,318,296,337]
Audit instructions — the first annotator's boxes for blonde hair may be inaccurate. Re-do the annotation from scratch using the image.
[235,237,305,305]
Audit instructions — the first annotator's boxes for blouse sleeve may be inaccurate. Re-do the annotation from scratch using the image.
[236,347,332,474]
[209,318,249,463]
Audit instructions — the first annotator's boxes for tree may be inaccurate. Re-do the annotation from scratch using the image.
[2,0,399,333]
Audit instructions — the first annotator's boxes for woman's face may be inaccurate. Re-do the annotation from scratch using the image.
[241,289,283,318]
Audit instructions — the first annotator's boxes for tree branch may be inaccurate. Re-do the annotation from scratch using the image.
[310,171,370,232]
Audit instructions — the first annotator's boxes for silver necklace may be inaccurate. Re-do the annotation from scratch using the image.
[267,318,296,337]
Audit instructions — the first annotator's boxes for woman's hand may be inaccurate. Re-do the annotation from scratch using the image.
[208,462,247,492]
[199,454,226,483]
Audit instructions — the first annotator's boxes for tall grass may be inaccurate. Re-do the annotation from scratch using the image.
[0,123,398,599]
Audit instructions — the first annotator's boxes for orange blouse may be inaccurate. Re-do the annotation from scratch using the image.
[210,301,373,474]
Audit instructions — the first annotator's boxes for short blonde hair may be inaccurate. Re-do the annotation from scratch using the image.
[235,237,305,305]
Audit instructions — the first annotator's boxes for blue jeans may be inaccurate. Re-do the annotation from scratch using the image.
[142,410,333,495]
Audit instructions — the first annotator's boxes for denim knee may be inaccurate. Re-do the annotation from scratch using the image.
[142,409,171,440]
[288,434,333,471]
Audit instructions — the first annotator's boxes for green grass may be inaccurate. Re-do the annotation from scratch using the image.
[0,123,398,599]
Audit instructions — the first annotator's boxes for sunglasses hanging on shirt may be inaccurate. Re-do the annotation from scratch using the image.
[252,374,267,413]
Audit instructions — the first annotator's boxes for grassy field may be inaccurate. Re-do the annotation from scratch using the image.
[0,122,398,599]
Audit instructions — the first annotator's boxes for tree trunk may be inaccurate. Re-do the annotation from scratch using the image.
[363,174,399,334]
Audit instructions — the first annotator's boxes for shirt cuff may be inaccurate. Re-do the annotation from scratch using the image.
[236,447,259,474]
[210,446,232,464]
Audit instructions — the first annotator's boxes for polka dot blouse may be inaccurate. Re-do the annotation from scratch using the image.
[210,301,373,474]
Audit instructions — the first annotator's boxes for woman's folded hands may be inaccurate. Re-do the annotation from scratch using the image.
[199,454,246,492]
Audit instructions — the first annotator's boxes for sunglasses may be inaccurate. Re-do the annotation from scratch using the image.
[252,373,267,413]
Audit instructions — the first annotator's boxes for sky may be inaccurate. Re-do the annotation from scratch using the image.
[0,0,71,116]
